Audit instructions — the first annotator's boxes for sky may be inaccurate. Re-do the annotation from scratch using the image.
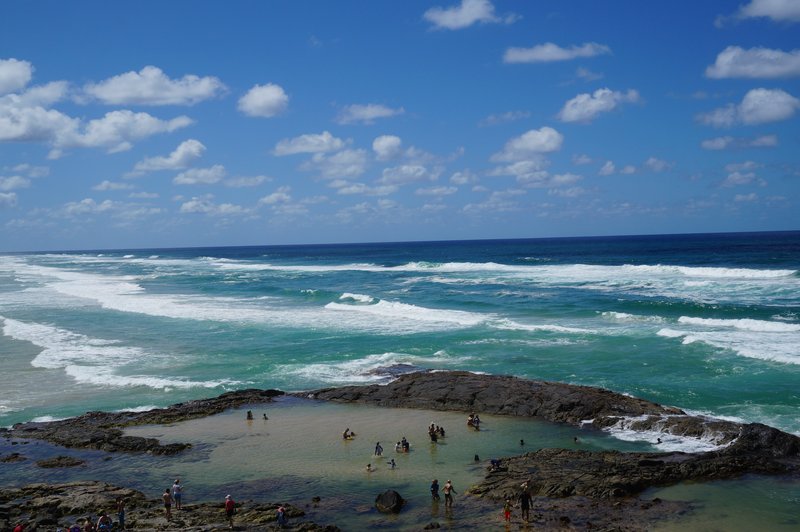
[1,0,799,252]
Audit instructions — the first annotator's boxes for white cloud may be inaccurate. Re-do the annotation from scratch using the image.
[598,161,615,175]
[724,172,758,186]
[0,59,33,95]
[491,127,563,162]
[549,186,588,198]
[706,46,800,79]
[415,186,457,196]
[129,191,159,199]
[701,134,778,150]
[572,154,592,165]
[331,181,398,196]
[55,110,193,154]
[504,42,611,64]
[379,164,438,185]
[734,192,759,202]
[336,104,404,125]
[643,157,672,173]
[302,149,368,179]
[735,0,800,22]
[620,165,637,174]
[133,139,205,173]
[83,66,225,105]
[449,170,478,185]
[225,175,269,188]
[180,196,248,216]
[259,186,292,205]
[92,180,133,191]
[238,83,289,117]
[0,192,17,207]
[0,175,31,191]
[725,161,761,173]
[173,164,226,185]
[11,163,49,178]
[423,0,517,30]
[478,110,530,126]
[558,88,640,123]
[372,135,403,160]
[575,67,604,82]
[274,131,346,155]
[697,88,800,127]
[62,198,115,216]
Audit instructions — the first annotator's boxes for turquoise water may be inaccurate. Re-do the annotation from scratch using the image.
[1,232,799,448]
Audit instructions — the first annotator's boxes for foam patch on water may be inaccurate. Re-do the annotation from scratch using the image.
[113,405,161,413]
[30,415,68,423]
[601,311,666,323]
[1,316,240,390]
[278,351,470,385]
[588,415,735,453]
[492,318,595,334]
[325,299,487,327]
[657,316,800,364]
[339,293,376,304]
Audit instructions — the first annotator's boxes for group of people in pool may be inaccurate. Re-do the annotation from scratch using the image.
[428,422,446,442]
[466,412,481,429]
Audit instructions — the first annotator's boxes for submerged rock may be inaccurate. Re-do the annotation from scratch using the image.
[35,455,85,468]
[375,489,405,513]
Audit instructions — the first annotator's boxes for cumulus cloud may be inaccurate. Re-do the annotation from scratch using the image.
[503,42,611,64]
[598,161,615,176]
[302,149,368,179]
[180,195,248,216]
[732,0,800,22]
[706,46,800,79]
[0,175,31,191]
[238,83,289,117]
[92,180,133,191]
[274,131,346,155]
[83,66,225,105]
[62,198,115,216]
[372,135,403,160]
[336,104,404,125]
[133,139,205,174]
[491,127,563,162]
[423,0,517,30]
[558,88,640,123]
[415,186,457,196]
[722,161,766,187]
[478,110,530,127]
[379,164,439,185]
[173,164,226,185]
[643,157,672,172]
[701,134,778,150]
[449,170,478,185]
[0,192,17,207]
[225,175,269,188]
[0,58,34,95]
[258,186,292,205]
[697,88,800,127]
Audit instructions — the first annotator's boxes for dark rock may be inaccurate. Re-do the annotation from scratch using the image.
[0,452,26,463]
[423,522,441,529]
[36,455,85,468]
[374,489,405,513]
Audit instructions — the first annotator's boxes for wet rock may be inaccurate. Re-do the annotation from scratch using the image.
[375,489,405,513]
[0,452,26,463]
[36,456,85,468]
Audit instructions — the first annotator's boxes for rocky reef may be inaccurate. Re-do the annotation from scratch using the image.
[0,389,284,455]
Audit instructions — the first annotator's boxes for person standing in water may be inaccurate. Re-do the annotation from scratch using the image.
[374,442,383,456]
[443,480,456,507]
[430,479,440,501]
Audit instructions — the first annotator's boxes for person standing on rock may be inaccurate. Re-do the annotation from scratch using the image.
[276,505,287,527]
[116,497,125,530]
[225,494,236,529]
[172,479,183,510]
[443,480,456,507]
[162,488,173,521]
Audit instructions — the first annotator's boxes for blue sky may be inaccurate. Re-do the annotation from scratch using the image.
[1,0,799,251]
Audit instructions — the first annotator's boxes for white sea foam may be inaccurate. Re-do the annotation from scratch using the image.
[1,316,240,390]
[279,350,470,385]
[30,415,68,423]
[492,318,594,334]
[113,405,161,413]
[677,316,800,333]
[324,300,487,327]
[590,415,734,453]
[658,316,800,364]
[339,293,376,304]
[601,311,665,323]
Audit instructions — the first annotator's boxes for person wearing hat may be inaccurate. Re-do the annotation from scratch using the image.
[224,494,236,529]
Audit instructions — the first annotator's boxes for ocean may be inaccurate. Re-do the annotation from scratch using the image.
[1,231,799,444]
